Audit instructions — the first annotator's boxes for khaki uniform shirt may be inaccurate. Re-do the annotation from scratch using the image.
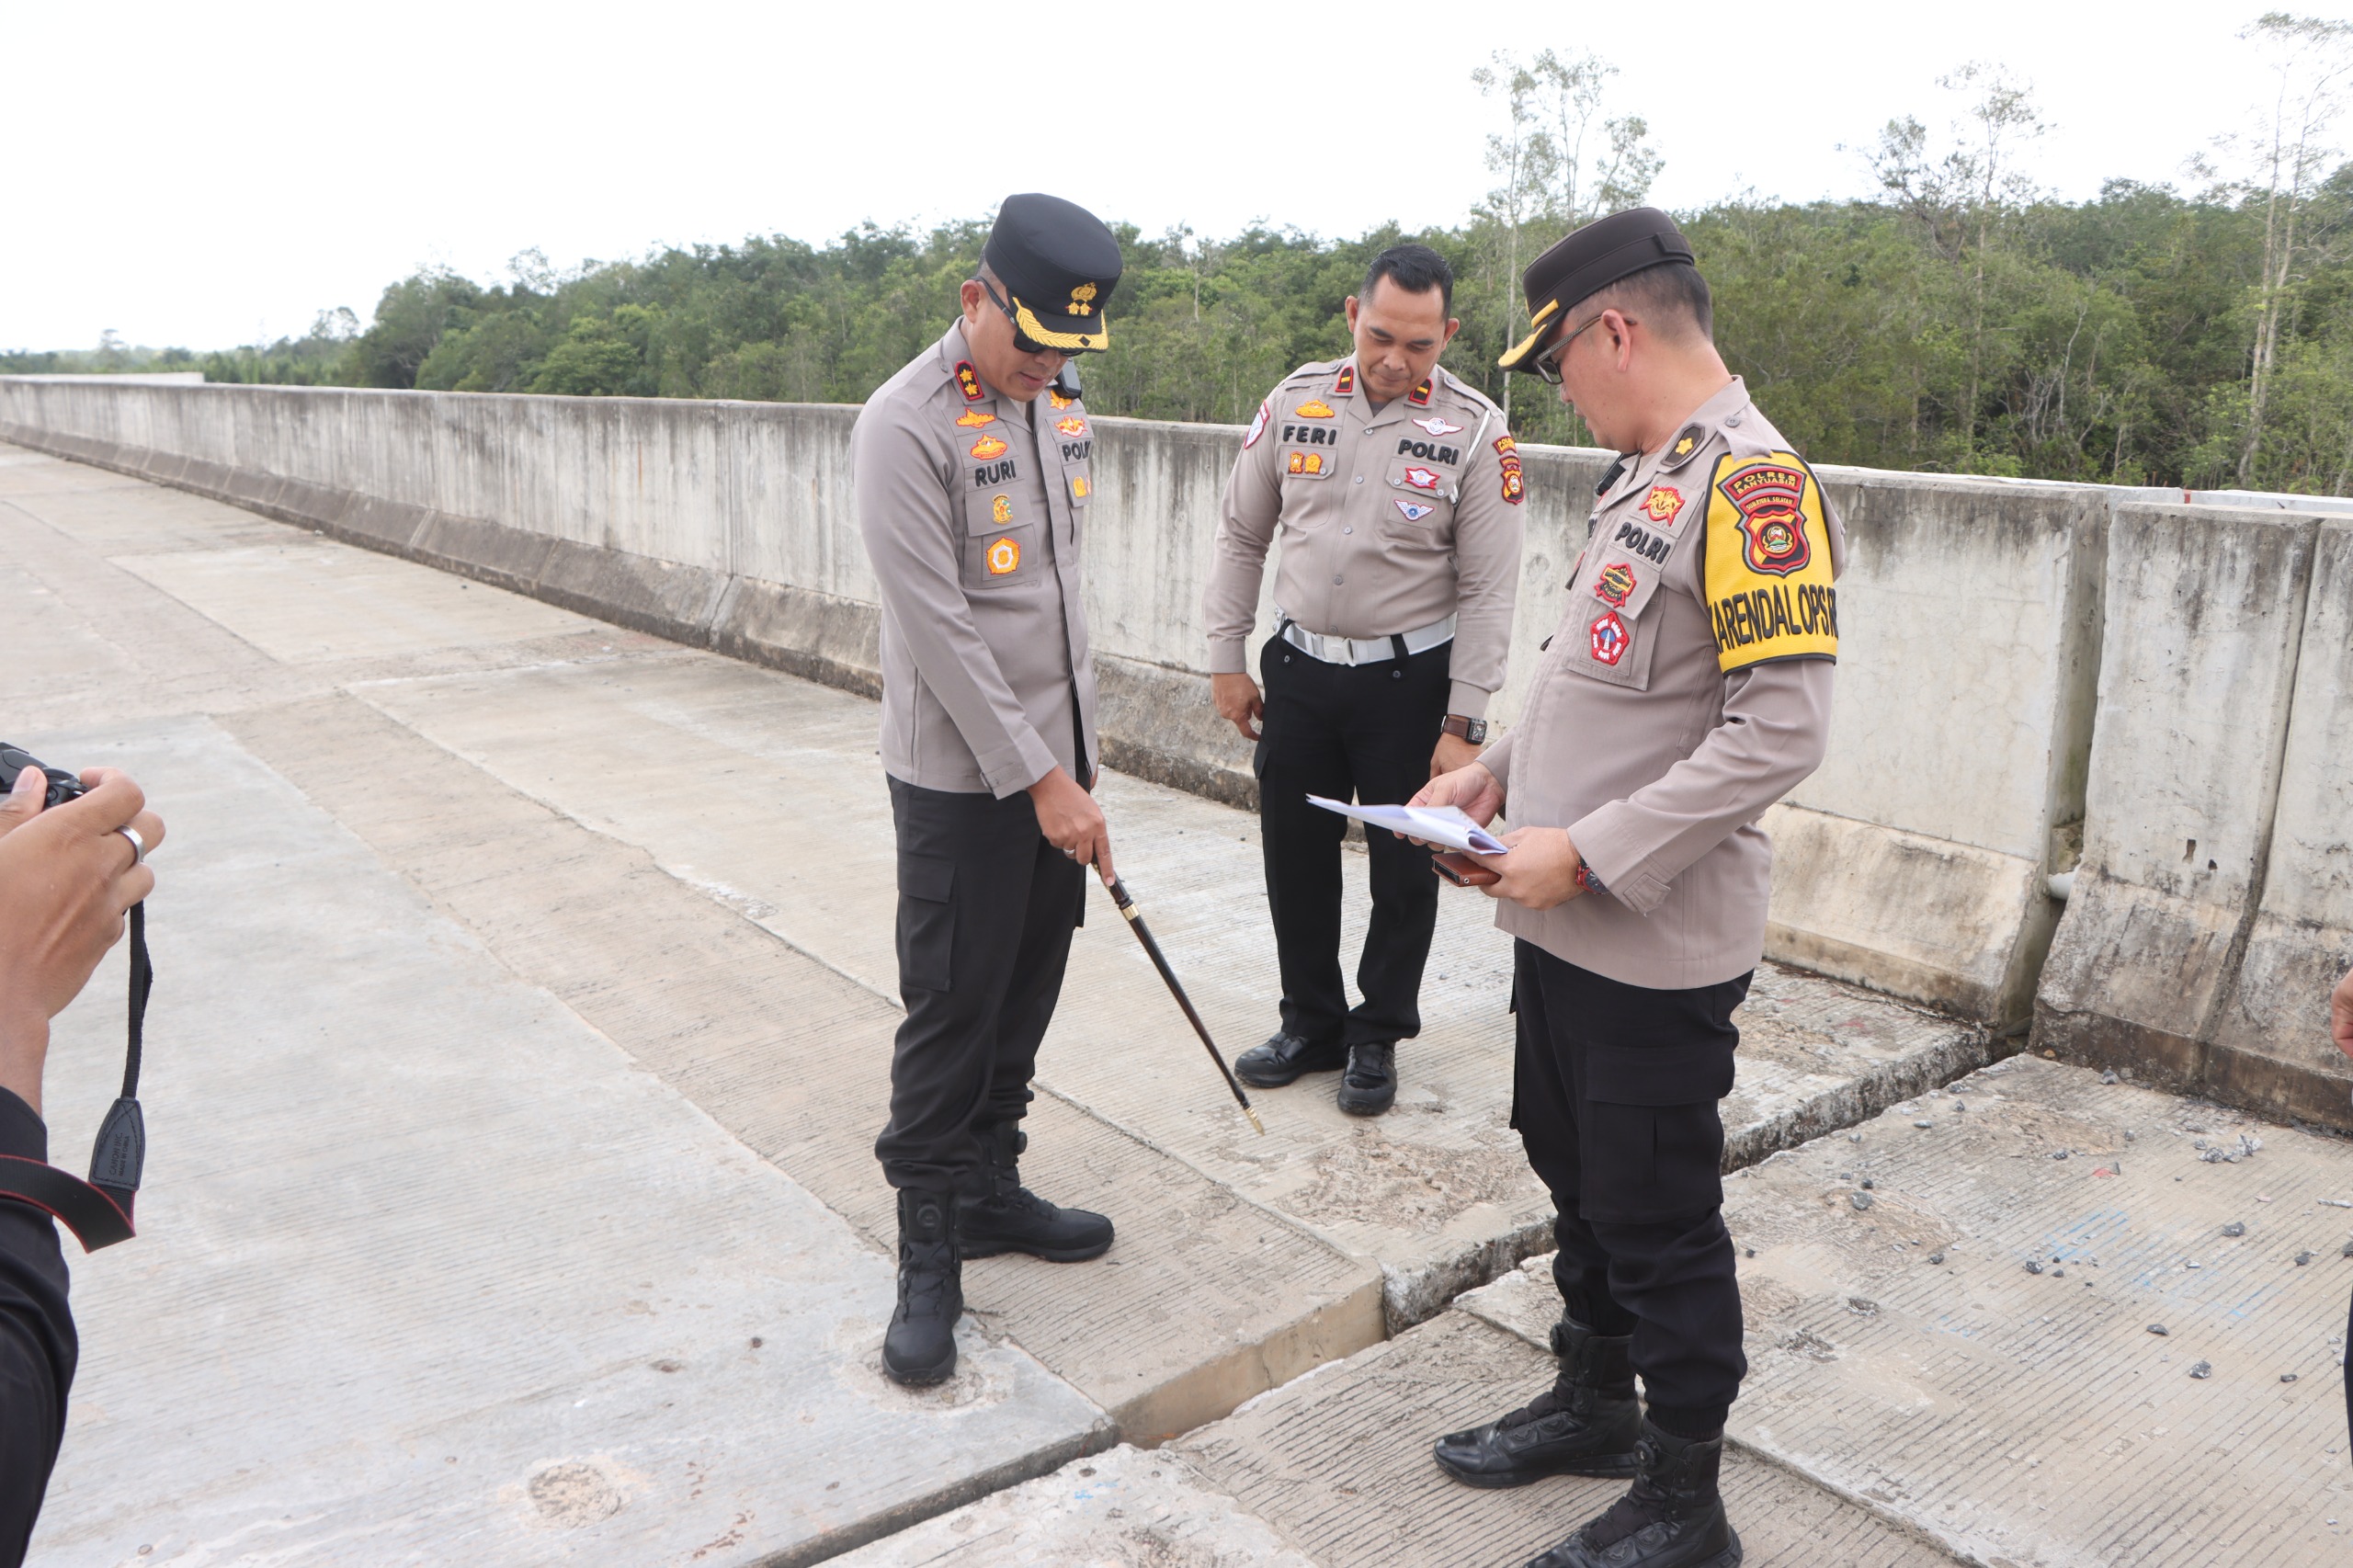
[854,323,1097,797]
[1204,356,1526,718]
[1481,377,1844,989]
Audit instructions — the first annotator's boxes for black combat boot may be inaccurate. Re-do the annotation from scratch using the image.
[957,1123,1114,1262]
[1433,1315,1642,1486]
[1527,1419,1741,1568]
[1234,1030,1348,1087]
[881,1187,962,1387]
[1336,1041,1397,1115]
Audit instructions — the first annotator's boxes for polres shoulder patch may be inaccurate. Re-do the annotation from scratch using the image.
[1702,450,1837,672]
[1245,400,1270,449]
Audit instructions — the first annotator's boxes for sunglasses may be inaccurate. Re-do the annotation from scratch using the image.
[1531,312,1614,385]
[981,278,1075,359]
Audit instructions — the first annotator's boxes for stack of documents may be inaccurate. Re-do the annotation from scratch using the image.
[1305,796,1509,855]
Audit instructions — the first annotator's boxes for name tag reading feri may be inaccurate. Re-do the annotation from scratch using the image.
[1702,451,1838,672]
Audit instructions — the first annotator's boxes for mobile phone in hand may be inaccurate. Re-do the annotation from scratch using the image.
[1433,851,1499,888]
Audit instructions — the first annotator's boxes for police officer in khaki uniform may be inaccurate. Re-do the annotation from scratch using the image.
[1206,246,1525,1116]
[854,194,1124,1387]
[1415,210,1844,1568]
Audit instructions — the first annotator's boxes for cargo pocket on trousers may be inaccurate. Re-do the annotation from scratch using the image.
[896,852,955,993]
[1583,1041,1734,1219]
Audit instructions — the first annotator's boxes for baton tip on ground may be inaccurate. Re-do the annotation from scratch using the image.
[1245,1107,1265,1135]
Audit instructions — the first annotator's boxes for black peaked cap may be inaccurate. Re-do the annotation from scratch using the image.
[1497,207,1696,374]
[983,193,1123,354]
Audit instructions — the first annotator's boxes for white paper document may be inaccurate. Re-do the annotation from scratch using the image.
[1304,795,1509,855]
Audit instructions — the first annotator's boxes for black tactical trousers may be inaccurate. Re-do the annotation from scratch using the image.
[1254,636,1450,1050]
[1511,939,1751,1438]
[874,776,1084,1195]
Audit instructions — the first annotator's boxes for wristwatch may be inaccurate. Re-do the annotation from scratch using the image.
[1439,715,1489,744]
[1575,858,1609,896]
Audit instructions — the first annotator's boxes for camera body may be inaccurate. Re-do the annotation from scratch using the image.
[0,744,87,810]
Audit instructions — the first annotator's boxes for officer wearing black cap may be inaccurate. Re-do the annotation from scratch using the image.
[1413,207,1846,1568]
[853,193,1125,1387]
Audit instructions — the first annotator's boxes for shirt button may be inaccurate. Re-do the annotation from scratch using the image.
[1343,525,1354,535]
[1333,574,1344,585]
[1353,475,1364,484]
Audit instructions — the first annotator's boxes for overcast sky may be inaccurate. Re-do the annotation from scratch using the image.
[7,0,2345,351]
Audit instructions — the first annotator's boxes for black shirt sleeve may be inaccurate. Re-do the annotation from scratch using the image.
[0,1087,75,1568]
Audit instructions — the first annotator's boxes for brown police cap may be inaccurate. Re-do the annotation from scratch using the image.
[1497,208,1696,374]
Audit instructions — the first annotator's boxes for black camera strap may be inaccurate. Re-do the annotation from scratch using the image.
[0,903,150,1251]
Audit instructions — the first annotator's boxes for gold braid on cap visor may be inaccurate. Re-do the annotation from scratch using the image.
[1011,295,1109,352]
[1498,297,1564,371]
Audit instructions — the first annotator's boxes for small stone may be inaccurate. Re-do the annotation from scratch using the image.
[1851,1192,1875,1211]
[2343,1240,2353,1257]
[2052,1150,2070,1161]
[2052,1267,2066,1278]
[1847,1297,1880,1316]
[1745,1246,1756,1258]
[2042,1049,2056,1059]
[1954,1100,1966,1112]
[2222,1221,2246,1238]
[2282,1372,2300,1383]
[2148,1324,2169,1335]
[2025,1260,2044,1275]
[1927,1253,1946,1265]
[1848,1132,1862,1143]
[1860,1178,1875,1190]
[2297,1251,2313,1266]
[2101,1070,2120,1085]
[2202,1149,2229,1164]
[2124,1130,2136,1142]
[1914,1119,1935,1131]
[2189,1361,2212,1379]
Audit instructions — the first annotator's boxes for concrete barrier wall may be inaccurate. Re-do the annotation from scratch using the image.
[2033,507,2352,1123]
[6,377,2347,1111]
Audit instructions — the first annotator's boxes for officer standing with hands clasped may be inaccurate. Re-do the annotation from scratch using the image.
[1205,245,1524,1117]
[1414,210,1844,1568]
[854,194,1123,1388]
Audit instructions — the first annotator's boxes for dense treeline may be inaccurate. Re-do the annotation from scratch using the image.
[13,32,2352,494]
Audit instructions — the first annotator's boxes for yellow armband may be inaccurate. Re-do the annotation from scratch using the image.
[1702,451,1838,671]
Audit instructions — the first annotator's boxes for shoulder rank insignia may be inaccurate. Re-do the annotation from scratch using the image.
[969,435,1009,460]
[1702,451,1837,674]
[955,408,996,428]
[1055,415,1088,438]
[1245,400,1270,449]
[954,360,984,403]
[1407,379,1432,406]
[1334,364,1357,396]
[1664,423,1705,468]
[1294,400,1336,419]
[1048,390,1077,410]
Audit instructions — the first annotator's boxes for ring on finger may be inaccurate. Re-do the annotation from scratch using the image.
[116,824,147,866]
[1063,846,1077,858]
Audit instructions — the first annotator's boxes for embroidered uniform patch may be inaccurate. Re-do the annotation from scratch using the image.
[1294,400,1336,419]
[1048,391,1077,410]
[986,536,1021,575]
[954,361,984,403]
[1070,475,1090,502]
[1335,365,1356,395]
[1589,610,1630,666]
[991,494,1012,525]
[955,408,995,428]
[1643,485,1685,525]
[1407,379,1432,406]
[1398,466,1441,491]
[1395,499,1436,521]
[1412,415,1464,437]
[1702,451,1838,672]
[1056,416,1088,438]
[1595,562,1637,608]
[1666,424,1703,464]
[969,435,1009,460]
[1495,435,1525,505]
[1245,401,1270,449]
[1288,450,1329,476]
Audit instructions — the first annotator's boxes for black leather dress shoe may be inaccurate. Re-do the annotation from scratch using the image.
[1336,1041,1397,1116]
[1233,1030,1347,1088]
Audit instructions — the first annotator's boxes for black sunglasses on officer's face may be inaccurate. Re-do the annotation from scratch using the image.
[1532,311,1613,385]
[980,278,1074,360]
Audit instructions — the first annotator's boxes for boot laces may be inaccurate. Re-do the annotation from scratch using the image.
[1583,1470,1677,1551]
[898,1240,955,1318]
